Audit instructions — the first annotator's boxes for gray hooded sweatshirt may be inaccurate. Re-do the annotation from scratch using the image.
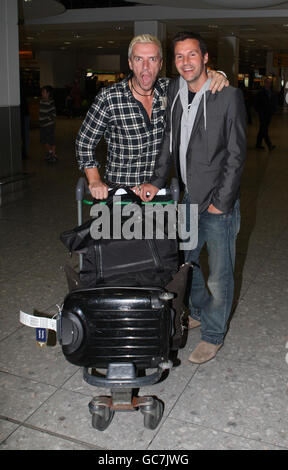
[170,76,212,186]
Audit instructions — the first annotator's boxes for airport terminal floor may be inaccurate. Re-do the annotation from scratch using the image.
[0,106,288,450]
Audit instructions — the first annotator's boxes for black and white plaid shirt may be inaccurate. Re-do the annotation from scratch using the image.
[75,77,169,186]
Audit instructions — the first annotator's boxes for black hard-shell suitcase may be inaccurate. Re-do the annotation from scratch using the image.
[60,286,172,370]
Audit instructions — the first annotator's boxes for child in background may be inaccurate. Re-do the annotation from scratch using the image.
[39,85,57,161]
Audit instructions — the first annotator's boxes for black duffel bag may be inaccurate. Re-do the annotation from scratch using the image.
[60,184,179,289]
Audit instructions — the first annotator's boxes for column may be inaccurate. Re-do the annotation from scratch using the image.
[0,0,26,205]
[217,36,239,87]
[134,21,167,76]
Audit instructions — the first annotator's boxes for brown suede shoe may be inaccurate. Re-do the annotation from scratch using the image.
[188,317,201,329]
[188,341,222,364]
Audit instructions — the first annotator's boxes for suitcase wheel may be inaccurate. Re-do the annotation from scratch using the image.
[140,398,164,430]
[90,404,115,431]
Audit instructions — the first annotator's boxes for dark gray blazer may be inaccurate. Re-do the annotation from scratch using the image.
[150,77,247,213]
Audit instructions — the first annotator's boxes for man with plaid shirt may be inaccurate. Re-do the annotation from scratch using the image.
[76,34,227,199]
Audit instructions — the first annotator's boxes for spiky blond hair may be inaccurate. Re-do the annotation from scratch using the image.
[128,34,162,60]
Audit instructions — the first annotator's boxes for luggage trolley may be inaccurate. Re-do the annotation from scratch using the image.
[60,286,174,431]
[58,177,189,431]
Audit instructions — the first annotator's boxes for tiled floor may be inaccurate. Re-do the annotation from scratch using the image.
[0,108,288,450]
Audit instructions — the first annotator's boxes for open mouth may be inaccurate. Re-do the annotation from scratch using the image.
[141,73,152,85]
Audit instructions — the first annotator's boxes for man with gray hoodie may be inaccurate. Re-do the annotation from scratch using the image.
[139,32,246,364]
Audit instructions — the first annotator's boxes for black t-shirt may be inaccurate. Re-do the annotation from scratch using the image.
[188,90,196,104]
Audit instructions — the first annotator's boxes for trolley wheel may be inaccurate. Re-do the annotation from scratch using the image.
[141,399,164,430]
[91,405,115,431]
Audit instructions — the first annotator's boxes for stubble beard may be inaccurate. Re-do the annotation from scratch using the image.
[182,64,207,91]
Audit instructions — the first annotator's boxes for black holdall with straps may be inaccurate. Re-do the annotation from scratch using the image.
[60,183,179,289]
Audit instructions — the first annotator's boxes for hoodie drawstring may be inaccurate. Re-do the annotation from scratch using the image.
[204,91,207,131]
[169,89,180,153]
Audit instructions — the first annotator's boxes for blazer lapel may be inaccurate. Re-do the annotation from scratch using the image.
[172,96,182,155]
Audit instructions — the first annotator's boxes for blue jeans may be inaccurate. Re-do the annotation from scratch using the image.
[183,194,241,345]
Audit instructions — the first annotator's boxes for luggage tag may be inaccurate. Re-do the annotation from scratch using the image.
[34,308,60,347]
[19,310,58,348]
[36,328,47,348]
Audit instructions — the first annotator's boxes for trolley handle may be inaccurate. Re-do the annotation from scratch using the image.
[75,176,89,202]
[170,177,180,203]
[76,176,180,202]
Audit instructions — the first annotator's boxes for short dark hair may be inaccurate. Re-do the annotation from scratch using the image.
[172,31,208,57]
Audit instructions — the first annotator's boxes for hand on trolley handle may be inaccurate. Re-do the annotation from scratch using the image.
[88,180,161,202]
[133,183,160,202]
[88,180,109,200]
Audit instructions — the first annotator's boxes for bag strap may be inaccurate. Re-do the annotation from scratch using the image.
[105,183,142,207]
[146,239,164,273]
[94,242,104,283]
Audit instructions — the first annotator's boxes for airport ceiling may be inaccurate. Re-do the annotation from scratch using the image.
[18,0,288,70]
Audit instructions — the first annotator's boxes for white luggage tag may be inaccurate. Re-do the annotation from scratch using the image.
[19,311,58,348]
